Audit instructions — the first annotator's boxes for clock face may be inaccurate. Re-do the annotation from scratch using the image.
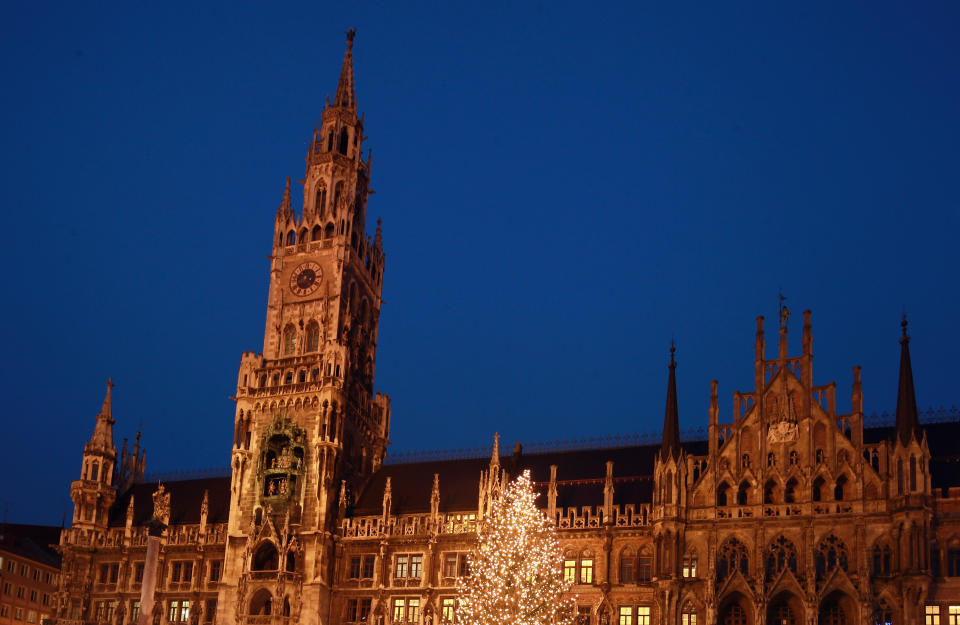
[289,262,322,297]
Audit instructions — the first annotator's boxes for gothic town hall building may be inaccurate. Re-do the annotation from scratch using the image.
[55,32,960,625]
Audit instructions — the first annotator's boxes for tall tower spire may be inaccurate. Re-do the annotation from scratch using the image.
[895,315,921,446]
[333,28,357,110]
[87,378,116,455]
[660,343,681,461]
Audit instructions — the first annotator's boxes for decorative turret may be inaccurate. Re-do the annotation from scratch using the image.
[895,316,922,446]
[70,380,120,529]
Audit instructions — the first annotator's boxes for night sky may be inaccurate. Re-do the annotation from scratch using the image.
[1,3,958,525]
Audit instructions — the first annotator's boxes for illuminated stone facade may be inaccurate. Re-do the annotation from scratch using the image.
[54,32,960,625]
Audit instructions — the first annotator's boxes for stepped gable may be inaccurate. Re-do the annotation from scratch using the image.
[351,439,709,516]
[0,523,62,568]
[107,477,231,527]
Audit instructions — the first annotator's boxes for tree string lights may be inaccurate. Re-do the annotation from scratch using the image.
[456,470,575,625]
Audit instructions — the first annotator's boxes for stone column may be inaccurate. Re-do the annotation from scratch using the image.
[139,520,166,625]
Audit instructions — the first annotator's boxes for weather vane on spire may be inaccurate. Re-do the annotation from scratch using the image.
[778,288,790,331]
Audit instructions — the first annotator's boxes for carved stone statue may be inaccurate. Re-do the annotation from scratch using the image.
[152,483,170,525]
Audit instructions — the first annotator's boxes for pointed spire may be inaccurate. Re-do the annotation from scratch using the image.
[101,378,113,420]
[490,432,500,467]
[660,343,681,461]
[277,177,292,220]
[895,315,921,446]
[87,379,116,457]
[333,28,357,110]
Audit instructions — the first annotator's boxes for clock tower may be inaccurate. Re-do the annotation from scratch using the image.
[218,29,389,625]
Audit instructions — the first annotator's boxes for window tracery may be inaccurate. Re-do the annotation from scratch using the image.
[716,538,749,583]
[815,534,848,580]
[764,536,798,581]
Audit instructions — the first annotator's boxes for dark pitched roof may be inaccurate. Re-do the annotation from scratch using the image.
[352,440,708,516]
[108,477,231,527]
[864,419,960,490]
[0,523,62,568]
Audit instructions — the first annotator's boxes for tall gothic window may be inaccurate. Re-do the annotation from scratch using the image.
[814,535,849,580]
[813,476,826,502]
[636,549,652,582]
[338,128,349,155]
[681,603,697,625]
[872,544,892,576]
[765,536,798,581]
[305,322,320,353]
[315,186,327,218]
[716,538,749,583]
[834,475,848,501]
[619,548,635,583]
[282,325,297,356]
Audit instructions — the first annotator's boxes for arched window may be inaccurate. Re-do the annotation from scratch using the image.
[297,370,306,383]
[874,601,892,625]
[681,603,697,625]
[834,475,848,501]
[326,131,334,152]
[249,589,272,616]
[717,538,749,582]
[872,543,892,576]
[784,478,797,504]
[312,225,322,241]
[311,368,320,381]
[742,454,751,468]
[717,482,730,506]
[284,372,293,385]
[282,325,297,356]
[767,452,776,468]
[897,458,904,494]
[910,455,918,491]
[619,547,635,583]
[252,542,279,571]
[814,534,849,580]
[682,550,698,578]
[664,470,673,504]
[637,548,652,582]
[324,222,335,239]
[763,479,777,504]
[282,597,291,617]
[90,462,99,482]
[765,535,798,580]
[789,450,798,465]
[333,182,344,217]
[298,228,307,244]
[259,375,267,388]
[286,230,296,246]
[305,321,320,352]
[736,480,750,506]
[812,476,825,502]
[338,128,349,155]
[315,186,327,217]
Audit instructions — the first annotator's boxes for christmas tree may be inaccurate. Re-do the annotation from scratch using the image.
[457,470,575,625]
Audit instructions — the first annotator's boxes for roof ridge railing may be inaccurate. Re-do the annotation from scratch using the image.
[383,405,959,465]
[140,465,232,483]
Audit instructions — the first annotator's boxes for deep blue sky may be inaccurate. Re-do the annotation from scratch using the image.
[1,2,958,525]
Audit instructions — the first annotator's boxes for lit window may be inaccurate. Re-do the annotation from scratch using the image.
[579,559,594,584]
[637,607,650,625]
[926,605,940,625]
[394,556,408,579]
[347,599,371,623]
[168,600,190,623]
[618,606,632,625]
[577,606,591,625]
[564,560,577,583]
[441,598,456,623]
[409,555,423,579]
[392,598,420,623]
[948,606,960,625]
[131,601,141,623]
[682,553,698,578]
[15,607,23,621]
[0,607,8,618]
[27,610,37,623]
[681,604,696,625]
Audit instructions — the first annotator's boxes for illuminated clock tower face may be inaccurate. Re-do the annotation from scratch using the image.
[289,262,322,297]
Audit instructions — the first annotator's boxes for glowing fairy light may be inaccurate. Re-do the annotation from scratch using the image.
[456,470,575,625]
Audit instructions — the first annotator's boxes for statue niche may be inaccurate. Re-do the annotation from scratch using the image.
[259,416,306,508]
